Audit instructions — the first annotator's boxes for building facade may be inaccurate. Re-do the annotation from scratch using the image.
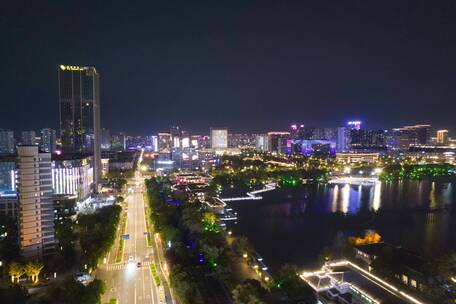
[436,130,449,145]
[58,65,101,187]
[51,154,94,201]
[17,145,55,258]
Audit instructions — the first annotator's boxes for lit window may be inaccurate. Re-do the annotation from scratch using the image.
[401,274,408,285]
[410,279,417,288]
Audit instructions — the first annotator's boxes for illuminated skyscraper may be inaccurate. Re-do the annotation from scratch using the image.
[436,130,449,145]
[58,65,101,186]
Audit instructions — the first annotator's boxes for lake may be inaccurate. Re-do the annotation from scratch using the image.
[225,179,456,272]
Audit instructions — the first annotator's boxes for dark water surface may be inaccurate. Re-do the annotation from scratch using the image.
[225,180,456,272]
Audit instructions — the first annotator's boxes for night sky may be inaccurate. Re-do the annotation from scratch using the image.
[2,1,456,135]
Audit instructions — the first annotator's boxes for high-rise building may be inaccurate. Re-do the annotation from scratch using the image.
[40,128,56,153]
[350,129,387,151]
[17,145,55,258]
[210,128,228,149]
[21,130,37,146]
[58,65,101,187]
[0,129,15,155]
[436,130,449,145]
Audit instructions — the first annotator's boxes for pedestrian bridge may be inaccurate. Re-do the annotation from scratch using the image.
[219,182,276,202]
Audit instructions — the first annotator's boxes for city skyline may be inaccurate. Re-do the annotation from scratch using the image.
[2,1,456,134]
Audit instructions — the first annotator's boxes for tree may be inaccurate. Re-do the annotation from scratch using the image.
[24,262,34,283]
[8,262,24,283]
[28,261,44,283]
[275,264,317,304]
[232,279,266,304]
[232,236,253,257]
[170,264,202,304]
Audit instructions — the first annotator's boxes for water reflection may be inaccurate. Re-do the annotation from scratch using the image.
[325,180,455,213]
[229,179,456,270]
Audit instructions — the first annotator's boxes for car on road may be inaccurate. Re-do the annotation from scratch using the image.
[137,262,141,268]
[129,255,134,263]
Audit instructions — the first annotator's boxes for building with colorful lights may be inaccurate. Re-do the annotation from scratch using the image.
[51,154,94,201]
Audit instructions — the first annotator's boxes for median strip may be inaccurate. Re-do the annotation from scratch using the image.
[150,263,161,286]
[115,211,128,263]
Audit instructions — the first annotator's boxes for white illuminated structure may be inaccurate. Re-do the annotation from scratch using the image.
[51,156,94,200]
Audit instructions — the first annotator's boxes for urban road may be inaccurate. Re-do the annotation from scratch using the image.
[98,167,174,304]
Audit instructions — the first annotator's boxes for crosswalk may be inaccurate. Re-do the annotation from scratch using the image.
[104,260,153,272]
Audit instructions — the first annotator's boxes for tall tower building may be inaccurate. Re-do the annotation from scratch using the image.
[40,128,57,153]
[0,129,15,155]
[436,130,449,145]
[17,145,55,258]
[58,65,101,187]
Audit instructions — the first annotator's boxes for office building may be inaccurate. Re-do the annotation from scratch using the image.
[436,130,449,145]
[17,145,55,258]
[350,129,387,151]
[21,130,36,146]
[211,128,228,149]
[0,129,15,155]
[58,65,101,187]
[40,128,56,153]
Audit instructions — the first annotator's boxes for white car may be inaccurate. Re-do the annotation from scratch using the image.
[128,255,134,263]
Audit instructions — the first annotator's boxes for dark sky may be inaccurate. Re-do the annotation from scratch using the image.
[2,1,456,135]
